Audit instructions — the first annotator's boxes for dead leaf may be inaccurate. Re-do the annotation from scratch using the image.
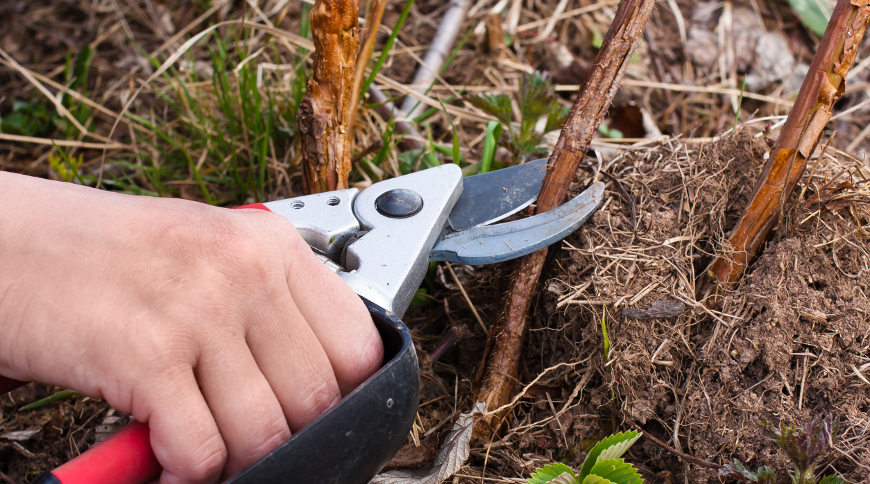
[369,402,484,484]
[621,300,686,320]
[685,26,719,68]
[95,415,132,444]
[732,8,765,73]
[746,33,796,91]
[0,429,41,442]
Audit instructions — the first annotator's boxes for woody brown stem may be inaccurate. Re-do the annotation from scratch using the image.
[299,0,360,194]
[700,0,870,299]
[471,0,656,441]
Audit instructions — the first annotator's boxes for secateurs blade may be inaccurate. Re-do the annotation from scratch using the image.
[32,160,604,484]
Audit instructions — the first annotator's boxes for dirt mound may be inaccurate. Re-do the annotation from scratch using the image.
[422,131,869,483]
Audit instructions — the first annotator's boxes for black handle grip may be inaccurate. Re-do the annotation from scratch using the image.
[225,298,420,484]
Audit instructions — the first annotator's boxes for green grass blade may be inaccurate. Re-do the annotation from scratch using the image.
[734,76,747,131]
[479,120,503,174]
[362,0,415,97]
[19,389,80,411]
[438,97,461,164]
[300,1,313,54]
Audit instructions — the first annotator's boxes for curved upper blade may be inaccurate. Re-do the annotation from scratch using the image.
[447,158,548,231]
[431,181,604,265]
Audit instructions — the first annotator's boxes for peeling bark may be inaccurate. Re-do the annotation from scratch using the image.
[471,0,656,442]
[700,0,870,298]
[299,0,360,193]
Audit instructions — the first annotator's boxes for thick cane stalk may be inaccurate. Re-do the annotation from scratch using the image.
[700,0,870,297]
[472,0,656,441]
[299,0,360,194]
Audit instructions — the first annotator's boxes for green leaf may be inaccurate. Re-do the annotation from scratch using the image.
[788,0,833,37]
[579,431,641,480]
[588,459,643,484]
[600,311,611,365]
[549,472,577,484]
[545,104,570,133]
[528,463,576,484]
[372,120,395,169]
[818,475,844,484]
[479,121,503,174]
[71,44,94,92]
[597,432,642,462]
[466,94,513,125]
[516,73,559,153]
[410,288,430,306]
[581,476,616,484]
[591,26,604,49]
[755,467,777,484]
[0,112,29,135]
[519,73,557,122]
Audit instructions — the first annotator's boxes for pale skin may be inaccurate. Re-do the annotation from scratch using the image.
[0,172,383,483]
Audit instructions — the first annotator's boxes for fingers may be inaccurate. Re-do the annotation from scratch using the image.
[195,337,290,478]
[282,235,384,395]
[246,291,342,431]
[137,370,225,484]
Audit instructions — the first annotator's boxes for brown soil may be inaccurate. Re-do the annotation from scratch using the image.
[409,131,870,483]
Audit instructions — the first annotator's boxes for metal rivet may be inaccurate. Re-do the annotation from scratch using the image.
[375,189,423,218]
[386,398,393,408]
[290,200,304,209]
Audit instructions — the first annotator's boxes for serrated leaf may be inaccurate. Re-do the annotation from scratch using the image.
[596,432,642,463]
[818,475,844,484]
[528,462,576,484]
[588,459,643,484]
[519,73,557,121]
[466,94,512,125]
[550,472,578,484]
[581,476,616,484]
[579,431,641,479]
[755,467,776,484]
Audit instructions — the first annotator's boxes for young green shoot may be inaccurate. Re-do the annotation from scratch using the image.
[734,76,747,131]
[527,431,644,484]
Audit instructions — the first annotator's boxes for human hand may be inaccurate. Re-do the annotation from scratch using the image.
[0,172,383,483]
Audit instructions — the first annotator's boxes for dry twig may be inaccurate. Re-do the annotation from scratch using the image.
[701,0,870,297]
[471,0,656,442]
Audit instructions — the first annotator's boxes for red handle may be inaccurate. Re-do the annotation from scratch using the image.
[45,421,161,484]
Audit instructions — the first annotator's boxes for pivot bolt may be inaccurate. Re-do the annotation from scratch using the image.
[375,189,423,218]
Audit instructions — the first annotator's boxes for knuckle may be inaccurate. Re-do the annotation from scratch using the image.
[300,379,341,422]
[348,330,384,382]
[184,437,227,483]
[239,416,291,463]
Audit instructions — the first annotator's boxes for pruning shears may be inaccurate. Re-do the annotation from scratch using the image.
[20,160,603,484]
